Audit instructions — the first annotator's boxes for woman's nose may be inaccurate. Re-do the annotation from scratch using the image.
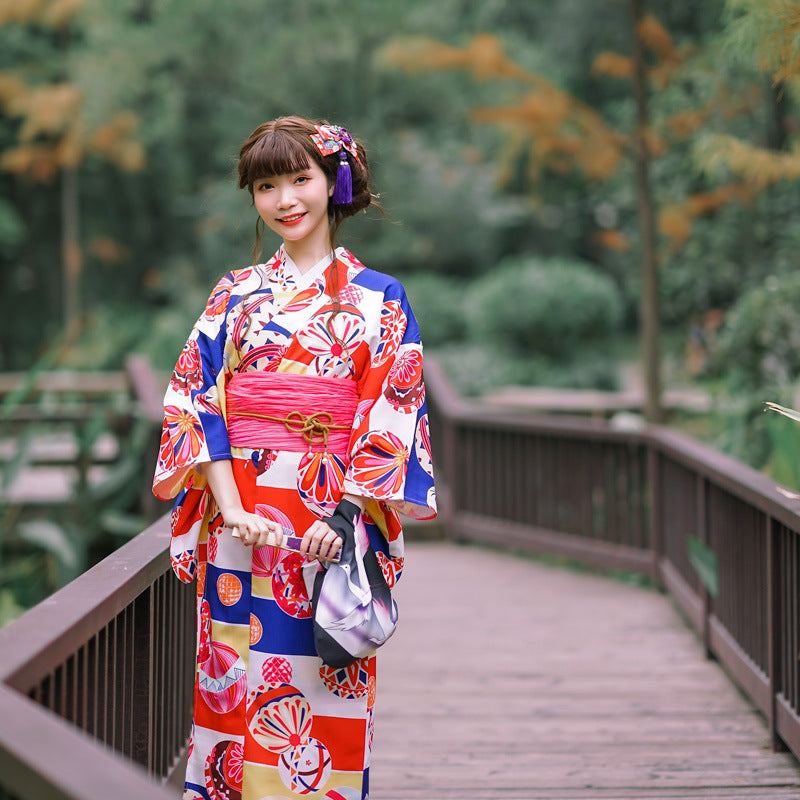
[277,186,296,208]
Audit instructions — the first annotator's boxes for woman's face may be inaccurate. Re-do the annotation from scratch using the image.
[253,159,334,252]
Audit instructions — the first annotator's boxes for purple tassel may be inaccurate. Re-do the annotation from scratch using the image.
[332,151,352,205]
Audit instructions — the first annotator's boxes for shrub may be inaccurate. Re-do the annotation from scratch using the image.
[401,272,469,347]
[711,273,800,393]
[467,255,623,358]
[709,273,800,468]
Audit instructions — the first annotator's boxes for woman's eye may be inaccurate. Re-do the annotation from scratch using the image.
[295,176,309,184]
[257,181,273,191]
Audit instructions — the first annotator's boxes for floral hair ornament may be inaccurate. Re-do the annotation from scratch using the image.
[311,124,362,205]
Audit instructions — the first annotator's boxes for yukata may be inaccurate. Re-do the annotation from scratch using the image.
[153,245,436,800]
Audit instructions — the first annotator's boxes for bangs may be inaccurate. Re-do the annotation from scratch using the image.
[241,129,317,187]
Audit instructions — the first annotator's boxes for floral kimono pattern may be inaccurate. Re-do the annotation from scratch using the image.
[153,246,436,800]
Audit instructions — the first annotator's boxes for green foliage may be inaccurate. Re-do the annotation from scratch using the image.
[723,0,800,85]
[658,185,800,326]
[687,535,719,597]
[765,411,800,492]
[468,256,623,358]
[707,273,800,467]
[0,197,23,258]
[434,343,545,397]
[0,393,158,624]
[0,0,780,380]
[401,272,468,347]
[16,520,85,587]
[426,256,623,396]
[712,273,800,392]
[0,589,24,629]
[0,0,526,370]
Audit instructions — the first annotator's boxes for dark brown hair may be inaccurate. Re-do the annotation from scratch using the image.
[238,115,373,264]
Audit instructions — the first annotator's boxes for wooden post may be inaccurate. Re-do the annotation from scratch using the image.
[766,516,787,751]
[697,473,711,657]
[648,442,664,589]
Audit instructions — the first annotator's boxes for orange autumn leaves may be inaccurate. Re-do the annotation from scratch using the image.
[0,78,146,183]
[0,0,83,27]
[382,15,783,253]
[594,6,800,250]
[382,33,626,186]
[0,0,145,182]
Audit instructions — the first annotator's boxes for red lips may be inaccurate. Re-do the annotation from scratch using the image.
[277,212,307,227]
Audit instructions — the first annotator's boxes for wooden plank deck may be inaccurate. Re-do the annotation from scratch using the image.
[371,541,800,799]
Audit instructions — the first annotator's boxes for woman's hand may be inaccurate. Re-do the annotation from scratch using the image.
[225,509,286,549]
[300,495,364,563]
[299,519,343,563]
[201,460,285,549]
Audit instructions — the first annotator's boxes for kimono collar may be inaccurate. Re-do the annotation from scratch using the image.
[275,246,344,290]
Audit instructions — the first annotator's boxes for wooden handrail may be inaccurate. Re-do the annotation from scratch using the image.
[0,686,178,800]
[0,371,130,397]
[0,514,194,797]
[0,518,171,690]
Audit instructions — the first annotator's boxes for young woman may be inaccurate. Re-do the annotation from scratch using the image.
[153,116,436,800]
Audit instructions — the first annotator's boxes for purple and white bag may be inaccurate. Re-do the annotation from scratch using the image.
[302,499,398,668]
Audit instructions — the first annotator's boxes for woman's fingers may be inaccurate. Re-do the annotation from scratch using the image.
[300,521,342,562]
[231,514,284,548]
[319,529,342,561]
[231,514,340,561]
[255,526,287,550]
[299,521,327,558]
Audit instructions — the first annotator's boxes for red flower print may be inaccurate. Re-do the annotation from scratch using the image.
[272,554,312,618]
[388,349,423,390]
[373,300,406,367]
[318,659,370,699]
[262,656,293,686]
[384,347,425,413]
[238,344,287,373]
[415,415,434,478]
[231,294,268,349]
[196,391,222,416]
[282,285,321,314]
[170,339,203,395]
[349,431,409,498]
[376,551,404,588]
[203,274,235,320]
[198,599,212,663]
[223,741,244,786]
[158,425,177,471]
[297,451,346,515]
[297,310,365,376]
[162,405,204,466]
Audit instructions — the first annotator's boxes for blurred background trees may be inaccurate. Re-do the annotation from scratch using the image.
[4,0,800,614]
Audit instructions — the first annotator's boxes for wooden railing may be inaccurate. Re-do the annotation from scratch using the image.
[0,357,188,800]
[0,515,194,800]
[0,355,167,520]
[425,358,800,759]
[3,356,800,796]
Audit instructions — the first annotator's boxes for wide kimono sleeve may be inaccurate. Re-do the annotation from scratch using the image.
[343,278,437,522]
[152,271,238,501]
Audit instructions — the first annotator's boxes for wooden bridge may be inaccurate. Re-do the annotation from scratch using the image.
[3,360,800,799]
[377,541,800,799]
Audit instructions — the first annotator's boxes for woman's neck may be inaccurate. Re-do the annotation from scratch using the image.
[284,237,335,274]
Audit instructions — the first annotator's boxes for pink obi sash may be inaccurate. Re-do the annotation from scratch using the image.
[226,372,358,455]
